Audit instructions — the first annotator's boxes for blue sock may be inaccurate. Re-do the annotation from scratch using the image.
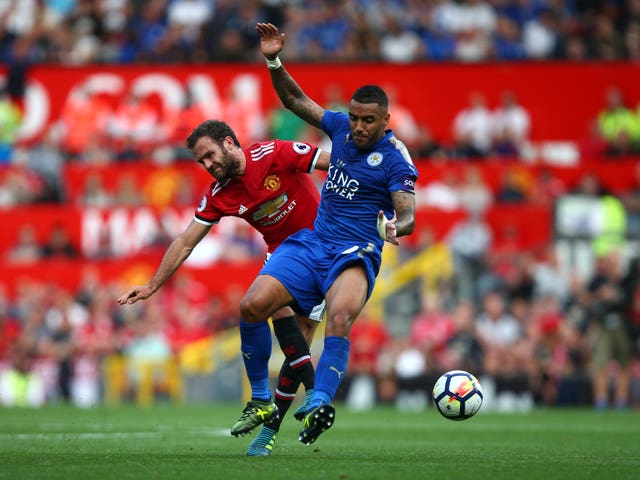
[239,321,272,401]
[310,336,350,409]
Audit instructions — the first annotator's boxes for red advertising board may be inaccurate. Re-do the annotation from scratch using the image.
[2,62,640,145]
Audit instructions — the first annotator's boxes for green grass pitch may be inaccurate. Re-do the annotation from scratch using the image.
[1,403,639,480]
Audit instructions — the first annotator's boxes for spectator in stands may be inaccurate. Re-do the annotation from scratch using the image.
[79,134,116,165]
[417,170,461,211]
[58,86,112,160]
[411,123,444,159]
[446,206,493,303]
[475,289,523,376]
[72,289,120,406]
[495,166,530,204]
[532,243,571,306]
[27,127,66,203]
[107,92,161,160]
[491,90,531,158]
[451,91,494,159]
[37,289,77,402]
[441,298,483,373]
[0,344,45,407]
[0,287,21,362]
[523,7,561,59]
[126,0,169,63]
[587,250,636,410]
[530,167,567,206]
[165,297,212,355]
[625,20,640,61]
[0,88,22,164]
[0,169,34,207]
[503,251,536,304]
[41,223,79,259]
[379,12,424,63]
[164,89,207,161]
[346,308,392,410]
[219,76,267,146]
[457,165,493,214]
[486,223,524,294]
[113,174,144,207]
[491,14,527,61]
[597,86,640,157]
[408,291,455,372]
[527,293,569,406]
[296,0,352,61]
[385,84,421,153]
[621,162,640,237]
[121,302,172,396]
[563,35,590,61]
[80,172,113,207]
[7,224,42,264]
[167,0,213,48]
[588,12,626,60]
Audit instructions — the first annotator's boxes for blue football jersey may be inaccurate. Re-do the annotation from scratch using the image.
[315,110,419,249]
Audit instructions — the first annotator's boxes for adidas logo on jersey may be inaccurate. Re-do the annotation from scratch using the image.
[238,205,248,215]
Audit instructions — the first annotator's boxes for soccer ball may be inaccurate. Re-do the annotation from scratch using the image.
[432,370,483,421]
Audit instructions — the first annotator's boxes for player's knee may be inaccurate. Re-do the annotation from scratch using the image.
[239,293,269,323]
[326,312,352,338]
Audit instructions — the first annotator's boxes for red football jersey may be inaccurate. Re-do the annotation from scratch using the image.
[194,140,322,253]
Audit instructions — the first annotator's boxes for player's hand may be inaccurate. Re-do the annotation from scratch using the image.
[256,22,285,59]
[377,210,399,245]
[116,286,153,305]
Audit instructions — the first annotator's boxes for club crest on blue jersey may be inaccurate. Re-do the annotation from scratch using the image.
[367,152,383,167]
[293,142,311,154]
[197,195,207,212]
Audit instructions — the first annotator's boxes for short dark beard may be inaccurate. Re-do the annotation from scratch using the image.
[214,149,242,183]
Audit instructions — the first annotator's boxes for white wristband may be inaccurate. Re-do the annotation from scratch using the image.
[265,56,282,70]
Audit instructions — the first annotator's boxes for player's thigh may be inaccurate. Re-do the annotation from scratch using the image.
[241,274,294,321]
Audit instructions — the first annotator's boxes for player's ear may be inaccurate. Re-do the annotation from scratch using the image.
[223,136,236,152]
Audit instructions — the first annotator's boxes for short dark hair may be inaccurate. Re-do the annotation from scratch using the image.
[185,120,241,150]
[351,85,388,109]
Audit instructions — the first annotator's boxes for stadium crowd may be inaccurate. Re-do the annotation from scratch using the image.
[1,0,640,65]
[1,162,640,410]
[1,0,640,411]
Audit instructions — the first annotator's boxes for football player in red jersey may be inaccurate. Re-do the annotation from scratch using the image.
[117,119,329,455]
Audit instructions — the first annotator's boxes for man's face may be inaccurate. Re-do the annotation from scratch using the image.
[348,100,389,149]
[192,136,241,183]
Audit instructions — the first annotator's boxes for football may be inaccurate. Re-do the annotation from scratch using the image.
[432,370,484,420]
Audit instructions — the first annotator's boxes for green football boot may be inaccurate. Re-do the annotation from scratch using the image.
[231,399,279,437]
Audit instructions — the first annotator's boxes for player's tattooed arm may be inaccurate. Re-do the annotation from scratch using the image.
[257,22,324,128]
[270,67,325,128]
[391,190,416,238]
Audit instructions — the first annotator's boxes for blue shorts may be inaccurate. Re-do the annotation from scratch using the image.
[261,229,382,318]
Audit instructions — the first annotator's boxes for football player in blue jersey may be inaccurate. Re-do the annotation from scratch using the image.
[233,22,419,448]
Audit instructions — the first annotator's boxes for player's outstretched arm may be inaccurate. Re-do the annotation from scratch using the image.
[116,220,211,305]
[256,22,325,129]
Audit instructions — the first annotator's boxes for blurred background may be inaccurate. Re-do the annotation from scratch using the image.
[1,0,640,413]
